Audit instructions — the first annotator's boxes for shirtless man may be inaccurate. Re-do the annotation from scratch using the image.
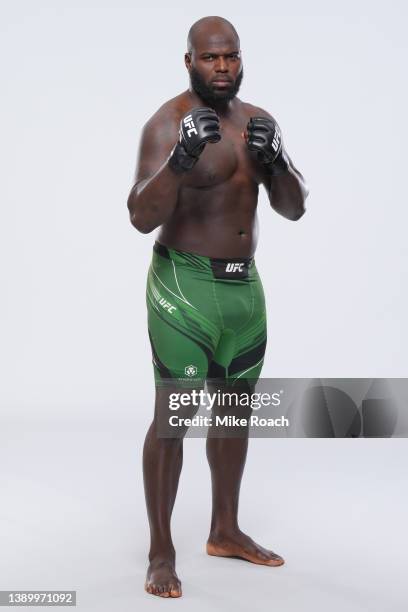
[127,16,308,598]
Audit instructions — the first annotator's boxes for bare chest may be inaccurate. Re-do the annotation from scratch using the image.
[181,120,258,189]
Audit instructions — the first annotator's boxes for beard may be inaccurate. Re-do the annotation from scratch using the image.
[190,66,244,105]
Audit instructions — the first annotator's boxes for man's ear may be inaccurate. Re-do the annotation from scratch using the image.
[184,52,192,71]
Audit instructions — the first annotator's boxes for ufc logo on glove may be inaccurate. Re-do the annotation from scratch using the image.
[183,114,198,137]
[272,127,281,152]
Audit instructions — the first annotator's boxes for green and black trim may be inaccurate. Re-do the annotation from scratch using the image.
[146,242,267,387]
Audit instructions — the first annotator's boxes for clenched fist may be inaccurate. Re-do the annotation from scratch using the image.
[244,116,289,176]
[168,107,221,173]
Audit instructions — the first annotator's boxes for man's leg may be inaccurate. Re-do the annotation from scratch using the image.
[143,386,199,597]
[205,380,284,566]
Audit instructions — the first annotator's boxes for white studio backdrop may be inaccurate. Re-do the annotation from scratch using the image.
[1,4,408,611]
[0,0,407,421]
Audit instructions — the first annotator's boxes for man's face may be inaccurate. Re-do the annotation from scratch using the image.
[186,35,243,105]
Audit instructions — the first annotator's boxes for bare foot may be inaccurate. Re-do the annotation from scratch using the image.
[207,530,284,566]
[145,557,182,598]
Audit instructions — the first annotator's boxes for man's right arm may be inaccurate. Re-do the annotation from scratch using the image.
[127,111,183,234]
[127,106,221,233]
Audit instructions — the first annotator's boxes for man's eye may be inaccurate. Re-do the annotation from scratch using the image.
[204,55,214,60]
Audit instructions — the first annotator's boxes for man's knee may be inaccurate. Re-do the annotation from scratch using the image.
[153,386,202,438]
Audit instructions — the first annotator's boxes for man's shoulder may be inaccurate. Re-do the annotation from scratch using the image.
[143,92,190,131]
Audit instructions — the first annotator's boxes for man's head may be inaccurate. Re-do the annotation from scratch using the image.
[185,16,243,106]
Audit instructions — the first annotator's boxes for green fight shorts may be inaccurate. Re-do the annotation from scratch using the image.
[146,242,267,388]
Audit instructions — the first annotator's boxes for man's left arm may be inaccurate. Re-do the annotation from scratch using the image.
[244,111,309,221]
[262,147,309,221]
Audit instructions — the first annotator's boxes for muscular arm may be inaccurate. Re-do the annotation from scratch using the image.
[262,148,309,221]
[245,104,308,220]
[127,110,183,233]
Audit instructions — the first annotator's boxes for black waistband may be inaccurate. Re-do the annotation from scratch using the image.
[153,241,254,279]
[209,257,253,279]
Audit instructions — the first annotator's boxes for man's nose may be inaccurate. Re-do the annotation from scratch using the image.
[215,57,228,72]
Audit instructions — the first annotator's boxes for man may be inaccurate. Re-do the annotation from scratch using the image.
[127,16,308,598]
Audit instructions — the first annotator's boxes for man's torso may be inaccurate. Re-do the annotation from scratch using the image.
[155,91,270,258]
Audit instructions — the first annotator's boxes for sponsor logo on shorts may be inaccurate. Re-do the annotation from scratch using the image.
[150,280,177,314]
[183,114,198,138]
[225,262,245,273]
[185,364,198,377]
[158,297,176,314]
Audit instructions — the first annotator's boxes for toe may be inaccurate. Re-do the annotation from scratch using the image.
[267,554,285,566]
[263,548,284,562]
[169,583,182,597]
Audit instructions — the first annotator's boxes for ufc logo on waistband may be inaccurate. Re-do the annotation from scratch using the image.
[183,115,198,137]
[225,262,244,272]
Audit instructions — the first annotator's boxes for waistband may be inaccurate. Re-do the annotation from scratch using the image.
[153,241,255,279]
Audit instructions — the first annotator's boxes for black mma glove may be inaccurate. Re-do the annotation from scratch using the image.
[168,107,221,174]
[246,116,289,176]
